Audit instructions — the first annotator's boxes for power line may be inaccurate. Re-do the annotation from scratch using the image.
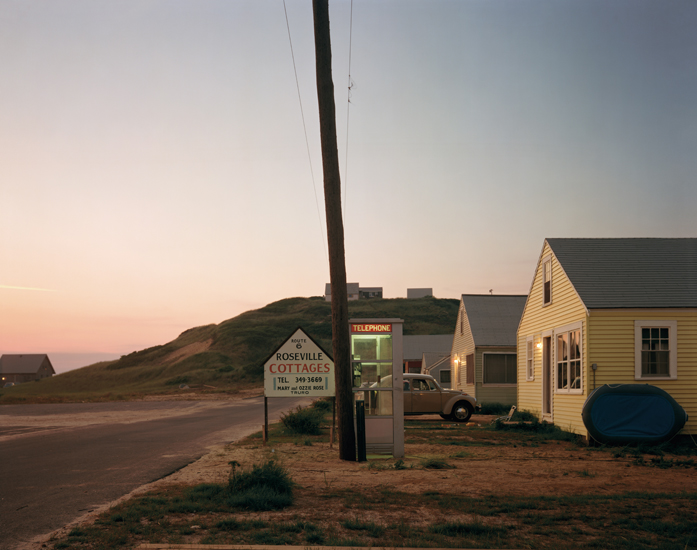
[343,0,354,214]
[283,0,327,260]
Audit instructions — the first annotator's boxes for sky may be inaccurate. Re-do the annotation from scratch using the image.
[2,0,696,373]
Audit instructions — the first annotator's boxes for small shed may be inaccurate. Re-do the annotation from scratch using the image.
[0,354,56,385]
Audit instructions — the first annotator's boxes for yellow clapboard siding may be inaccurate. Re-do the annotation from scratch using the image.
[517,242,588,435]
[588,309,697,432]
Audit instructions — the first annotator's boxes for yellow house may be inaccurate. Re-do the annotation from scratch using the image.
[517,238,697,438]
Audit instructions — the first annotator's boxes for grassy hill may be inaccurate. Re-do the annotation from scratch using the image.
[0,296,459,403]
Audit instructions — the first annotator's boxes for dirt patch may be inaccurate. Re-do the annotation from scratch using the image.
[24,410,697,549]
[159,338,214,365]
[142,414,697,496]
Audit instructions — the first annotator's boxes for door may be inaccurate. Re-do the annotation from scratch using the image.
[411,378,441,413]
[542,336,552,416]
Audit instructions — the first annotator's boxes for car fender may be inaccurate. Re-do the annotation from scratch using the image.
[443,394,471,415]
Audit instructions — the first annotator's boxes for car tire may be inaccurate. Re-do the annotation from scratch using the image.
[439,413,450,420]
[449,401,473,422]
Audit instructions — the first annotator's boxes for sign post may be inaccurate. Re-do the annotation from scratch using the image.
[263,328,336,441]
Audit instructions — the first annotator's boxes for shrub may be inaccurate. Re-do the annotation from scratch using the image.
[312,398,332,412]
[228,460,295,510]
[478,402,513,415]
[281,406,322,435]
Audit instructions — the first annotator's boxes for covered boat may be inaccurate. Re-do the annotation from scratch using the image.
[581,384,688,445]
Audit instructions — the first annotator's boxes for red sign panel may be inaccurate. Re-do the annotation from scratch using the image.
[351,323,392,333]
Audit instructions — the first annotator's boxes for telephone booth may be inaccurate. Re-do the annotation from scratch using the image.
[350,318,404,458]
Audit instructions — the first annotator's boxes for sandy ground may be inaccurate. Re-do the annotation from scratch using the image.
[13,400,697,549]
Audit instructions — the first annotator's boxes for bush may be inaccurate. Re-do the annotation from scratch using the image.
[231,460,294,494]
[478,402,515,415]
[281,406,323,435]
[227,460,295,511]
[312,399,332,412]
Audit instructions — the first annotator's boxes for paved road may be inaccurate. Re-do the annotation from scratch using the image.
[0,397,308,550]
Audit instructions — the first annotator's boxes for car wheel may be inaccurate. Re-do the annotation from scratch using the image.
[450,401,473,422]
[439,413,450,420]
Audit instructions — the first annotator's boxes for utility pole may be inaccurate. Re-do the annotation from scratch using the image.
[312,0,356,461]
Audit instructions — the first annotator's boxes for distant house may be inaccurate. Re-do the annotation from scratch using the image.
[422,353,452,388]
[0,354,56,385]
[407,288,433,299]
[324,283,382,302]
[517,238,697,438]
[403,334,453,374]
[451,294,527,407]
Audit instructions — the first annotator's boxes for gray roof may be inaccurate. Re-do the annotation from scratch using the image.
[546,238,697,309]
[0,354,54,374]
[403,335,453,360]
[461,294,527,347]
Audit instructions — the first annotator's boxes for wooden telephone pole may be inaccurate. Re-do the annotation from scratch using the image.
[312,0,356,461]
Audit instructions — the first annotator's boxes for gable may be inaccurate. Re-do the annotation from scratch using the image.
[519,241,588,332]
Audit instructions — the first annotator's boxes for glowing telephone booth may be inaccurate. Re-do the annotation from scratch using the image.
[350,318,404,458]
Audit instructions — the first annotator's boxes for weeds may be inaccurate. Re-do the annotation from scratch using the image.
[280,406,323,435]
[493,417,579,442]
[420,458,455,469]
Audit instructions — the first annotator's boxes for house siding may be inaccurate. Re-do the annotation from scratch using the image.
[451,302,475,395]
[475,347,517,406]
[518,242,589,434]
[588,308,697,433]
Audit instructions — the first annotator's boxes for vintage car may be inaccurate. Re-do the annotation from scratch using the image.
[403,373,477,422]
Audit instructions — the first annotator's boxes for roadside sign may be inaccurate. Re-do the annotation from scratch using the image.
[263,327,335,398]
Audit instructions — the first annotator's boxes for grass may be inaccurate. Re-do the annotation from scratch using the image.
[44,409,697,550]
[48,485,697,550]
[0,296,458,404]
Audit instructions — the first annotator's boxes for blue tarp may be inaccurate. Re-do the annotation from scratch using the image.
[582,384,687,445]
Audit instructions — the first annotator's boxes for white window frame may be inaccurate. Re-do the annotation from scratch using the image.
[634,320,677,380]
[542,255,552,307]
[526,336,535,381]
[482,352,517,386]
[554,322,583,395]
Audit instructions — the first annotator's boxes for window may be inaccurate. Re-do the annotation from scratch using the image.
[412,378,437,391]
[556,328,581,392]
[483,353,517,385]
[460,310,464,335]
[440,370,451,384]
[526,337,535,381]
[635,320,677,380]
[542,257,552,306]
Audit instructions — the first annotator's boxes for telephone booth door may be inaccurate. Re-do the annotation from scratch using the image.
[350,318,404,458]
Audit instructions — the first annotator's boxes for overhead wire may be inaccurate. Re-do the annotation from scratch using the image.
[343,0,354,214]
[282,0,327,260]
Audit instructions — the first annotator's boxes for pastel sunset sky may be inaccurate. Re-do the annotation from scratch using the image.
[2,0,695,372]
